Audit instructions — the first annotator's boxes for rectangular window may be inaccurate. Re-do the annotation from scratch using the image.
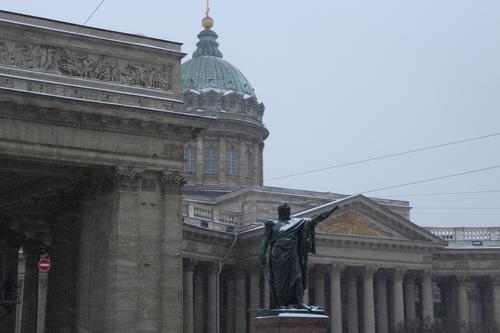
[226,148,237,176]
[183,147,196,173]
[246,149,254,177]
[204,147,218,174]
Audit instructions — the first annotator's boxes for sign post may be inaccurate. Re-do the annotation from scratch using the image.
[37,256,50,333]
[38,258,51,272]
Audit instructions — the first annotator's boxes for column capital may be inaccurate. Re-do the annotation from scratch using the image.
[205,261,220,275]
[314,264,329,275]
[105,165,145,191]
[421,269,433,279]
[457,274,470,284]
[363,266,378,278]
[184,258,196,272]
[490,274,500,286]
[392,267,407,280]
[159,170,187,193]
[234,266,247,278]
[330,263,346,274]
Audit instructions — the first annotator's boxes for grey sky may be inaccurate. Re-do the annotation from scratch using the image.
[2,0,499,227]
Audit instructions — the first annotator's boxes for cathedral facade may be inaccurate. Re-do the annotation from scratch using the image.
[0,10,499,333]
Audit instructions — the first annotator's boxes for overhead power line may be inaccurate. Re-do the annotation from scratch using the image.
[376,189,500,198]
[265,132,500,182]
[83,0,106,26]
[412,206,500,210]
[359,164,500,195]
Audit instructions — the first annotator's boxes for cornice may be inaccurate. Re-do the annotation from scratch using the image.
[0,100,203,140]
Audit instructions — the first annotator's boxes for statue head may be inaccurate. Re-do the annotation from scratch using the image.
[278,203,291,221]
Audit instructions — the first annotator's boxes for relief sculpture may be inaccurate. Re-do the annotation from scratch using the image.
[0,39,172,91]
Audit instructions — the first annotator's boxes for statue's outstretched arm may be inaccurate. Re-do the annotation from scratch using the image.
[259,221,272,267]
[311,206,338,227]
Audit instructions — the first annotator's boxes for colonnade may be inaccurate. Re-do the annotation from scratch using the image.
[183,260,500,333]
[0,245,49,333]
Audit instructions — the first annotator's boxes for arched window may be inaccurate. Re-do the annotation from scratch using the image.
[246,148,254,177]
[183,147,195,173]
[204,147,218,174]
[207,95,216,107]
[226,148,238,176]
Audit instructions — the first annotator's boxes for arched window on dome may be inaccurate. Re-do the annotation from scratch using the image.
[245,148,254,178]
[204,147,218,174]
[185,96,194,107]
[183,147,195,173]
[207,95,216,107]
[226,147,238,176]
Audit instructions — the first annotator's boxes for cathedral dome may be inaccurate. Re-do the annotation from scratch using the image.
[181,28,256,97]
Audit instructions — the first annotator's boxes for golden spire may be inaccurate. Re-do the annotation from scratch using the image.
[201,0,214,29]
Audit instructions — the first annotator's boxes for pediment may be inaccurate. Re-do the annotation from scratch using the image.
[317,210,397,238]
[294,194,445,244]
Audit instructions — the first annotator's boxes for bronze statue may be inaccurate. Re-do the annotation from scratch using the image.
[260,203,337,309]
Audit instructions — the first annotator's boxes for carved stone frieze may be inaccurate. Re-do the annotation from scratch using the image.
[318,210,394,237]
[0,39,173,91]
[454,261,470,269]
[489,261,500,269]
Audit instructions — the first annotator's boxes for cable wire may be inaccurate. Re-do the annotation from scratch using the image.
[358,164,500,195]
[83,0,106,26]
[265,132,500,182]
[412,206,500,210]
[376,189,500,198]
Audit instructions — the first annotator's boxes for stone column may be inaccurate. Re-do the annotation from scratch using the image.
[330,264,344,333]
[36,254,49,333]
[457,276,470,329]
[235,268,247,333]
[196,136,204,184]
[363,267,376,333]
[249,265,261,333]
[491,275,500,329]
[263,272,270,309]
[14,248,26,333]
[392,268,405,329]
[376,273,389,333]
[218,136,226,184]
[207,263,218,333]
[159,171,186,333]
[183,259,195,333]
[404,274,416,322]
[103,166,144,333]
[240,142,246,184]
[256,143,263,185]
[17,248,39,333]
[347,271,359,333]
[193,263,204,333]
[304,265,313,305]
[0,246,18,333]
[75,200,94,333]
[225,272,235,333]
[314,265,326,308]
[421,270,434,322]
[304,287,310,305]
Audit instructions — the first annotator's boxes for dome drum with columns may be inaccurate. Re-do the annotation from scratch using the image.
[181,16,268,189]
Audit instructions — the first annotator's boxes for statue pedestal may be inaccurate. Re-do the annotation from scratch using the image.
[255,309,329,333]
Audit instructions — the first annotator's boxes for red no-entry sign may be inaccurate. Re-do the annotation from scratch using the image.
[38,258,51,272]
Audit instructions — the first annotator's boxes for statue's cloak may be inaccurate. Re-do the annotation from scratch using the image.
[265,217,316,308]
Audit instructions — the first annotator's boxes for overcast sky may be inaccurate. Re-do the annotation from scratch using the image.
[2,0,500,227]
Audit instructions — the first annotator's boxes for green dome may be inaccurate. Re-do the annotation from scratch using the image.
[181,29,256,97]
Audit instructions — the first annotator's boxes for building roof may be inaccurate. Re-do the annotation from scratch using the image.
[181,28,256,97]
